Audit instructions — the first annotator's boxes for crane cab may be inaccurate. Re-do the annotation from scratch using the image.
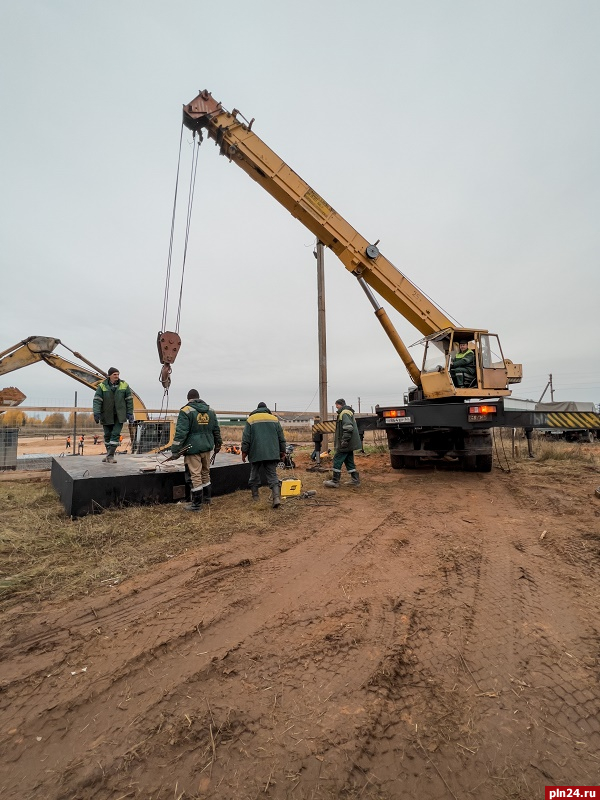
[417,328,522,401]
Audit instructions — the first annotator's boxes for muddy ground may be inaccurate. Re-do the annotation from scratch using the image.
[0,448,599,799]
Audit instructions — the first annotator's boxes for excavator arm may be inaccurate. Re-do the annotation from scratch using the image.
[0,337,60,372]
[0,337,148,419]
[182,90,522,399]
[0,337,175,454]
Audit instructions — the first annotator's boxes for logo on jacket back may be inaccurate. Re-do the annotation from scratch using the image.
[196,413,210,425]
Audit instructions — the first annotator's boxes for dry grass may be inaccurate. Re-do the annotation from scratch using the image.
[218,425,312,445]
[0,467,332,609]
[532,439,599,464]
[510,434,599,467]
[0,448,391,610]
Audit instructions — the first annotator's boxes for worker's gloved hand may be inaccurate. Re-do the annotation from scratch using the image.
[94,414,100,424]
[171,449,180,459]
[241,451,248,463]
[340,437,351,451]
[213,446,221,455]
[127,414,135,424]
[280,453,286,461]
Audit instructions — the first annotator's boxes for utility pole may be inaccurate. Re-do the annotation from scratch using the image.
[358,397,361,413]
[71,391,77,457]
[316,241,328,452]
[539,374,555,403]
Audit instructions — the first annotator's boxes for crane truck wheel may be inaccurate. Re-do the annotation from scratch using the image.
[389,454,405,470]
[476,454,493,472]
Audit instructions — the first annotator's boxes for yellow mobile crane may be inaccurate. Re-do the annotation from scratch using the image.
[181,90,523,470]
[0,337,172,454]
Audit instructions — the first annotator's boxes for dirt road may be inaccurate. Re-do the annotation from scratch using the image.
[1,454,599,799]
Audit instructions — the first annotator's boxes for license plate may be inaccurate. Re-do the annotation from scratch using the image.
[385,416,413,424]
[468,414,488,422]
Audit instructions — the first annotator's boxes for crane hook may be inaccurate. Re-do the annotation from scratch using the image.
[157,331,181,389]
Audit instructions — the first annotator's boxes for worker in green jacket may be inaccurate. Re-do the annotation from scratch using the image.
[171,389,222,512]
[241,402,286,508]
[93,368,134,464]
[324,399,362,488]
[450,342,476,388]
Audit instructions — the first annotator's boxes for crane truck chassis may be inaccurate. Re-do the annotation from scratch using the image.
[320,400,600,472]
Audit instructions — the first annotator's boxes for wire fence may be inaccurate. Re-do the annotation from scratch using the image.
[14,454,55,471]
[0,425,109,472]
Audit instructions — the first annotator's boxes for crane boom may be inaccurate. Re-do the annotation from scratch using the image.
[182,91,452,337]
[182,89,521,402]
[179,89,528,471]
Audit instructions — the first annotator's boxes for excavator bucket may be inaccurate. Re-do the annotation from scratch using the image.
[0,387,26,409]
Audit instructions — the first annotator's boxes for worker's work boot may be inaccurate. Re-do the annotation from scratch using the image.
[251,487,259,502]
[102,444,118,464]
[323,469,342,489]
[272,484,282,509]
[346,470,361,487]
[186,487,204,512]
[203,483,212,505]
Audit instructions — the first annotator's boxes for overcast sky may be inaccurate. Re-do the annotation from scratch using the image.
[1,0,599,415]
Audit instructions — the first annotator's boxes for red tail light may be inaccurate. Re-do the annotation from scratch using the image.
[468,405,497,415]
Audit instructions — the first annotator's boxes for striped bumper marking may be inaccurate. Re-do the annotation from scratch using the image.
[313,421,337,434]
[546,412,600,429]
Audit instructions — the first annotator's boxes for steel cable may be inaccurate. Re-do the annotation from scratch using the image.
[175,133,201,333]
[492,427,511,473]
[161,124,184,333]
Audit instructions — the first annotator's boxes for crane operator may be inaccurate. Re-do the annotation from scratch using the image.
[450,342,476,388]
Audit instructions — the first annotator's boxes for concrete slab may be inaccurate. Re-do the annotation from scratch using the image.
[51,452,250,517]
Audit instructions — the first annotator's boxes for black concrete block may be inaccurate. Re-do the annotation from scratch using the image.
[51,452,250,517]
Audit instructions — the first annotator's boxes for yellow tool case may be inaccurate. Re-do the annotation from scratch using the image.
[280,479,302,497]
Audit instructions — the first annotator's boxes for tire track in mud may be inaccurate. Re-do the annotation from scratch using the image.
[505,510,600,784]
[379,473,600,798]
[0,501,412,798]
[2,469,599,799]
[301,472,600,799]
[75,508,428,800]
[319,479,483,799]
[429,473,600,797]
[0,506,374,692]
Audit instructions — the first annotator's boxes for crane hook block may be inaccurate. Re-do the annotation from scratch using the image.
[157,331,181,389]
[157,331,181,365]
